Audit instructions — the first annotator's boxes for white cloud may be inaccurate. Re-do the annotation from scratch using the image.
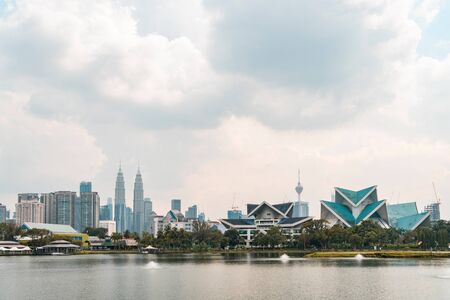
[0,0,449,220]
[0,92,106,205]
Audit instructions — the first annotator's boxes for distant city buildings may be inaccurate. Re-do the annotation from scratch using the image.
[171,199,181,211]
[185,205,197,219]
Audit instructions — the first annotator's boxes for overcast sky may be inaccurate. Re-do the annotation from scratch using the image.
[1,0,450,220]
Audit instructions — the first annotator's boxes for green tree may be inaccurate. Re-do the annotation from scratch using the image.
[224,229,242,248]
[84,227,108,239]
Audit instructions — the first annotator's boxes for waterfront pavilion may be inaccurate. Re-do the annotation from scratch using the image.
[40,240,80,254]
[220,201,313,247]
[0,241,32,255]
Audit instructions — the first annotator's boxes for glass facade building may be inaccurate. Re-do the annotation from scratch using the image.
[171,199,181,211]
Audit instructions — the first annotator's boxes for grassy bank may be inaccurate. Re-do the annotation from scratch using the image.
[306,250,450,258]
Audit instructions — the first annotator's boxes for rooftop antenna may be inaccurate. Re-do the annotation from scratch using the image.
[432,182,441,204]
[232,193,239,210]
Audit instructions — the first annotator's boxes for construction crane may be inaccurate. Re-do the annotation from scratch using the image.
[432,182,441,204]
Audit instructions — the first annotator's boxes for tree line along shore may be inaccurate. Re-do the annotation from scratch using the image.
[1,219,450,257]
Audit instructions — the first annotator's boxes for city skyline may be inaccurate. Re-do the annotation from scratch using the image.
[1,1,450,221]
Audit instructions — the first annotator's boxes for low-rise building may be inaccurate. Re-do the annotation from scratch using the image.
[220,201,313,247]
[99,220,116,236]
[21,222,89,247]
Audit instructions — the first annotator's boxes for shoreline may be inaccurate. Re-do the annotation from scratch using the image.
[3,249,450,258]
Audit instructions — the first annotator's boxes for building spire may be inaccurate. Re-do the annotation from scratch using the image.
[137,160,141,174]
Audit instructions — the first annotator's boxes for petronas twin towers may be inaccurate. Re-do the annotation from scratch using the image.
[114,164,144,234]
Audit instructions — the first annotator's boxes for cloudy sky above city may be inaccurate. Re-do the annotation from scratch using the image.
[1,0,450,219]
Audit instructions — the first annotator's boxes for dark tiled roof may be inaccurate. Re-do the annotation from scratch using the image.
[278,217,309,225]
[273,202,293,214]
[247,204,258,214]
[222,219,255,226]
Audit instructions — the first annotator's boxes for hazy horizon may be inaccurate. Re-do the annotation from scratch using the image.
[1,0,450,220]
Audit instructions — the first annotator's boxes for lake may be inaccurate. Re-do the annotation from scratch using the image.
[1,253,450,299]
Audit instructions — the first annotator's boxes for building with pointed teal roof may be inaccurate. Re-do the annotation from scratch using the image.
[321,186,390,228]
[387,202,431,231]
[321,185,431,231]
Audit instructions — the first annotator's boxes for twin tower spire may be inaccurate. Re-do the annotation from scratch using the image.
[114,163,144,234]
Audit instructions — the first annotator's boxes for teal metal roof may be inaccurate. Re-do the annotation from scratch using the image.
[22,223,78,234]
[321,201,355,225]
[355,200,385,224]
[392,212,430,231]
[335,186,376,205]
[387,203,418,220]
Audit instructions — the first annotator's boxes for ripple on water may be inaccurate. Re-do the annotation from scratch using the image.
[143,261,161,270]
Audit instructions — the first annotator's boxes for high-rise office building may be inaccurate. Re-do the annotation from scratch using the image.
[198,212,206,223]
[185,205,198,219]
[114,166,126,233]
[41,191,77,226]
[107,197,113,220]
[171,199,181,211]
[424,202,440,222]
[78,191,100,232]
[55,191,77,227]
[100,204,112,221]
[80,181,92,194]
[18,193,40,202]
[41,193,57,224]
[144,198,153,233]
[125,207,133,232]
[133,167,144,234]
[227,209,243,219]
[0,203,7,223]
[15,194,45,225]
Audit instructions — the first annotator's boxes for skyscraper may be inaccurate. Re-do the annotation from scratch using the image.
[424,202,440,222]
[171,199,181,211]
[125,207,133,232]
[15,194,45,225]
[80,181,92,194]
[78,191,100,231]
[133,167,144,234]
[144,198,153,233]
[114,165,126,233]
[100,204,112,221]
[198,212,206,223]
[185,205,198,219]
[0,203,7,223]
[107,197,113,220]
[55,191,77,226]
[41,193,57,224]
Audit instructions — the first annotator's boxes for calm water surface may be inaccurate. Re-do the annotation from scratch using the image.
[1,253,450,300]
